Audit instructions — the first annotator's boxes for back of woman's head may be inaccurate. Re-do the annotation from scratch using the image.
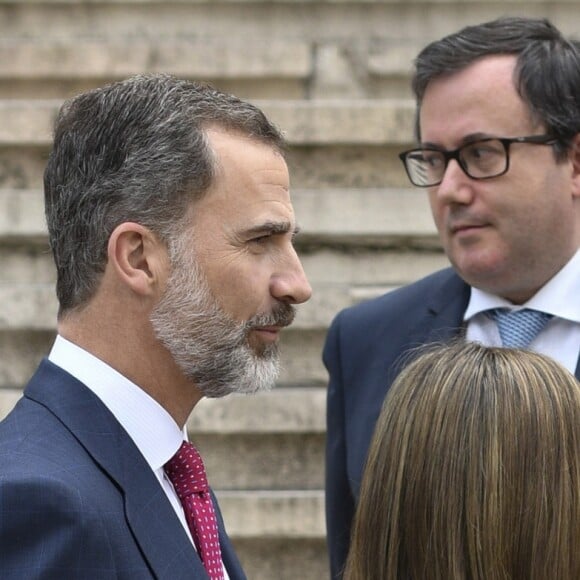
[344,341,580,580]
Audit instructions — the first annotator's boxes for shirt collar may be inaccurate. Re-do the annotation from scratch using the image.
[48,335,185,470]
[464,248,580,322]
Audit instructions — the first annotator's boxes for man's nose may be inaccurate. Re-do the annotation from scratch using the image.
[270,249,312,305]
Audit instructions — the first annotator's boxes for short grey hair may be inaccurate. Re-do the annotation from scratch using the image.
[44,74,286,316]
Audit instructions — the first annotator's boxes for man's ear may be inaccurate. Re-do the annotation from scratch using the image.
[107,222,168,296]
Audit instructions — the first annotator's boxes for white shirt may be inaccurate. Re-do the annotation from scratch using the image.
[464,249,580,374]
[48,336,230,579]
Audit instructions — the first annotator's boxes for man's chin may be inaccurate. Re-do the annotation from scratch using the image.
[240,350,280,393]
[246,332,280,358]
[201,364,279,398]
[193,344,280,398]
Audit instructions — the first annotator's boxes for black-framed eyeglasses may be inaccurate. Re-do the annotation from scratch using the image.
[398,134,558,188]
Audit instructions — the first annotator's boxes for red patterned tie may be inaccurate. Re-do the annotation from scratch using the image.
[164,441,225,580]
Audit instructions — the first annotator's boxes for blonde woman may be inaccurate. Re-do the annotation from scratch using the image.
[344,342,580,580]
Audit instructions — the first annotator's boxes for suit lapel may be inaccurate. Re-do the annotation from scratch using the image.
[417,271,580,380]
[211,491,247,580]
[25,360,211,579]
[410,269,471,345]
[119,435,209,579]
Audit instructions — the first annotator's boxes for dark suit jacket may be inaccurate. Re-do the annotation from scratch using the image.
[323,267,580,579]
[0,359,246,580]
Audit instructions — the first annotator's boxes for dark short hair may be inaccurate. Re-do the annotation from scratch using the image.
[44,74,285,315]
[412,17,580,158]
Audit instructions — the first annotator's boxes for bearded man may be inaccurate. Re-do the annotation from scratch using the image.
[0,75,311,580]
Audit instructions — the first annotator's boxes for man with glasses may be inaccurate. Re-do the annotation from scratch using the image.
[324,16,580,578]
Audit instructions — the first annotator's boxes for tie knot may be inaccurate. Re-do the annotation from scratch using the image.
[488,308,553,349]
[164,441,209,498]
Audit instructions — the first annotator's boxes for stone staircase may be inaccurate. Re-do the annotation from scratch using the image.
[0,1,577,578]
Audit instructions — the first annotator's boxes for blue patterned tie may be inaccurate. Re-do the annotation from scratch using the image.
[489,308,553,348]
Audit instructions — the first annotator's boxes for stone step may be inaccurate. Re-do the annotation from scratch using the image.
[231,538,328,580]
[197,431,324,490]
[0,189,46,242]
[0,38,311,100]
[191,389,325,488]
[188,388,325,435]
[296,188,437,245]
[0,187,437,244]
[0,98,416,146]
[0,330,55,390]
[217,490,325,538]
[0,147,47,191]
[0,1,575,42]
[0,38,310,81]
[0,38,416,101]
[0,1,577,103]
[219,490,327,580]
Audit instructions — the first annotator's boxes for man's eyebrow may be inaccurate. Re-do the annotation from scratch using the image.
[244,221,301,236]
[421,132,493,149]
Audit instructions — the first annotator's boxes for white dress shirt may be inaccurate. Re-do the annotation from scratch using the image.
[48,336,230,579]
[464,249,580,374]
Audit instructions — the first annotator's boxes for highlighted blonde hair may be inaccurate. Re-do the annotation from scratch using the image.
[344,341,580,580]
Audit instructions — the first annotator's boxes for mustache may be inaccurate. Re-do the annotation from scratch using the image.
[245,303,296,329]
[447,207,489,228]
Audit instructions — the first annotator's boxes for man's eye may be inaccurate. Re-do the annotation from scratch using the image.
[250,234,271,244]
[412,151,443,168]
[424,153,444,168]
[466,143,501,159]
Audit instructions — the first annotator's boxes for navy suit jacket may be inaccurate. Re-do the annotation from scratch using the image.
[0,359,246,580]
[323,267,580,579]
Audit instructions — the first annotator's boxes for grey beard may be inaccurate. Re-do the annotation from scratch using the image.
[150,248,294,398]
